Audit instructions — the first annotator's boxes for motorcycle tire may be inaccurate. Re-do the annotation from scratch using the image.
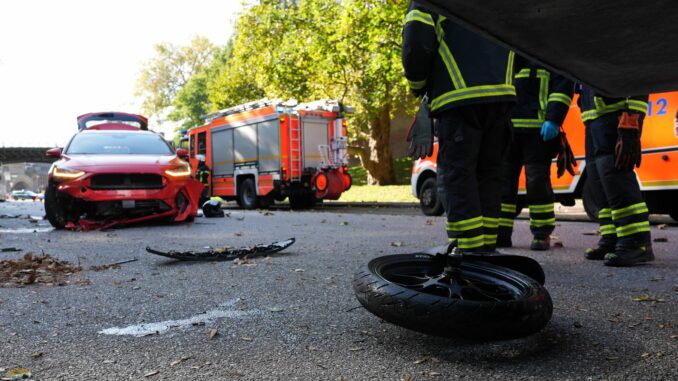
[352,254,552,340]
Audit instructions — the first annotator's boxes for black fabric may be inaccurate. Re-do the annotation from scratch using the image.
[585,124,651,248]
[402,2,516,114]
[437,103,512,250]
[500,134,556,240]
[418,0,678,97]
[512,65,574,128]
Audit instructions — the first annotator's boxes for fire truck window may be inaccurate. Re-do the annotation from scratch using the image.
[189,135,195,157]
[198,132,207,155]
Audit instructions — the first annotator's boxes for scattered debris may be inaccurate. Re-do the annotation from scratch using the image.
[169,357,191,367]
[657,224,668,230]
[425,219,434,225]
[653,237,668,243]
[582,230,599,236]
[1,247,22,252]
[340,221,349,226]
[269,307,284,313]
[236,216,245,221]
[30,352,43,359]
[146,238,295,261]
[4,368,32,380]
[90,258,138,271]
[293,268,305,272]
[414,358,427,364]
[553,240,564,248]
[0,214,20,219]
[1,253,85,288]
[143,370,159,377]
[208,328,219,339]
[390,241,404,247]
[632,295,666,303]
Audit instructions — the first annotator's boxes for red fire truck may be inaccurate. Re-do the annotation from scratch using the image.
[185,99,353,209]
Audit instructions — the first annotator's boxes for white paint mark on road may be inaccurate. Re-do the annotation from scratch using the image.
[99,299,259,337]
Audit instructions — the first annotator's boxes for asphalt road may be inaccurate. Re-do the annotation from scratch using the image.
[0,201,676,380]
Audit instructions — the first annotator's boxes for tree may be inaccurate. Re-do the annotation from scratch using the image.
[135,36,217,119]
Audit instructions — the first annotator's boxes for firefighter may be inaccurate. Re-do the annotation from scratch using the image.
[578,86,653,266]
[402,2,516,252]
[497,64,574,250]
[196,154,211,207]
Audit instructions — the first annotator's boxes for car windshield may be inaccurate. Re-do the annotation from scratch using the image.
[66,132,172,155]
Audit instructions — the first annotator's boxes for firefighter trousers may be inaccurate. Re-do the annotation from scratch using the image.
[436,102,512,252]
[585,115,651,249]
[499,133,558,240]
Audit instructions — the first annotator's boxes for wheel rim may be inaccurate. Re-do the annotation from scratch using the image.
[243,185,255,205]
[373,256,529,302]
[421,187,435,207]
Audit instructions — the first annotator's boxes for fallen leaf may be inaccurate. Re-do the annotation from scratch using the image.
[293,268,305,273]
[31,352,44,358]
[226,371,245,377]
[641,352,651,358]
[425,220,434,225]
[657,224,668,230]
[403,374,413,381]
[144,370,159,377]
[7,369,32,377]
[414,357,427,364]
[234,232,243,237]
[632,295,666,303]
[170,357,191,367]
[269,307,284,313]
[340,221,349,226]
[241,337,253,341]
[208,328,219,339]
[390,241,404,247]
[348,347,363,351]
[671,335,678,339]
[653,237,668,243]
[553,241,564,248]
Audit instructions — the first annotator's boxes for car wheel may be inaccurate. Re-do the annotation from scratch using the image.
[419,177,444,216]
[44,184,68,229]
[237,178,258,210]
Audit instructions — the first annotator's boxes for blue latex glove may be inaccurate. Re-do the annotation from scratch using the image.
[541,120,560,141]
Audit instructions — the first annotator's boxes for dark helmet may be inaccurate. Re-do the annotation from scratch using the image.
[202,199,224,218]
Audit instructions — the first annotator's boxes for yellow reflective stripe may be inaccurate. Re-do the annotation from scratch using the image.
[446,216,483,231]
[611,202,649,220]
[582,99,648,122]
[408,79,427,90]
[484,234,498,244]
[616,221,651,237]
[499,218,514,227]
[529,203,554,214]
[438,41,466,89]
[457,235,485,249]
[530,218,556,227]
[431,85,516,111]
[405,10,434,26]
[600,224,616,235]
[483,217,499,229]
[548,92,573,106]
[539,74,549,120]
[598,208,612,219]
[501,203,516,213]
[514,68,550,79]
[506,51,515,84]
[594,96,606,110]
[512,119,543,128]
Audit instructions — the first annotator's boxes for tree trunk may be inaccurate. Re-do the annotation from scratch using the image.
[348,105,396,185]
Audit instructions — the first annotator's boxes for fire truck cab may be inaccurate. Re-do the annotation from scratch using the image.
[186,99,353,209]
[412,92,678,221]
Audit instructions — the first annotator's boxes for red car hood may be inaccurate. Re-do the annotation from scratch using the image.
[60,154,183,172]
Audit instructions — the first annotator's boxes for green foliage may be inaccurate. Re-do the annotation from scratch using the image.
[348,156,414,186]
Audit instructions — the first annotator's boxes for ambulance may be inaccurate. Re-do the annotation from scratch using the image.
[412,92,678,220]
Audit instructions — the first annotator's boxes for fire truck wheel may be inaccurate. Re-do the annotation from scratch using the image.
[582,179,600,222]
[44,184,68,229]
[237,178,259,210]
[352,254,553,340]
[419,177,444,216]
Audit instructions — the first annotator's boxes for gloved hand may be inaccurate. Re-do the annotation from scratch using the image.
[556,131,577,178]
[540,120,560,141]
[614,112,642,171]
[406,98,434,160]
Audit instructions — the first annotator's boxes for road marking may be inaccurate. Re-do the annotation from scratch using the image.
[98,299,259,337]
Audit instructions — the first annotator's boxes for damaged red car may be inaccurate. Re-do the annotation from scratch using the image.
[44,112,204,230]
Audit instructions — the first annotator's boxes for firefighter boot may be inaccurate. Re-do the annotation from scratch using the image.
[584,246,614,260]
[530,236,551,251]
[604,245,654,267]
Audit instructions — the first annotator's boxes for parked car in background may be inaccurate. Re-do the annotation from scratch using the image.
[10,189,44,201]
[44,112,204,229]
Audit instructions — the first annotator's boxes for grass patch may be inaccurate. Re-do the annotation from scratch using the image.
[334,185,417,203]
[348,156,413,186]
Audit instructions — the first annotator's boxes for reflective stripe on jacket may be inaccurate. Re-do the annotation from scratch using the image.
[402,2,516,115]
[511,64,574,132]
[578,86,649,124]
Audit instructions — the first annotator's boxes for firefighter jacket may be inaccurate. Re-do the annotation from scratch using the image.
[402,2,517,115]
[197,163,210,186]
[578,86,649,126]
[511,64,574,132]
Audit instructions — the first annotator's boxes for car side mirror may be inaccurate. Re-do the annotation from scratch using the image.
[176,148,189,160]
[46,147,62,158]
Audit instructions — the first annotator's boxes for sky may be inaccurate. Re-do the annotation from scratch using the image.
[0,0,243,147]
